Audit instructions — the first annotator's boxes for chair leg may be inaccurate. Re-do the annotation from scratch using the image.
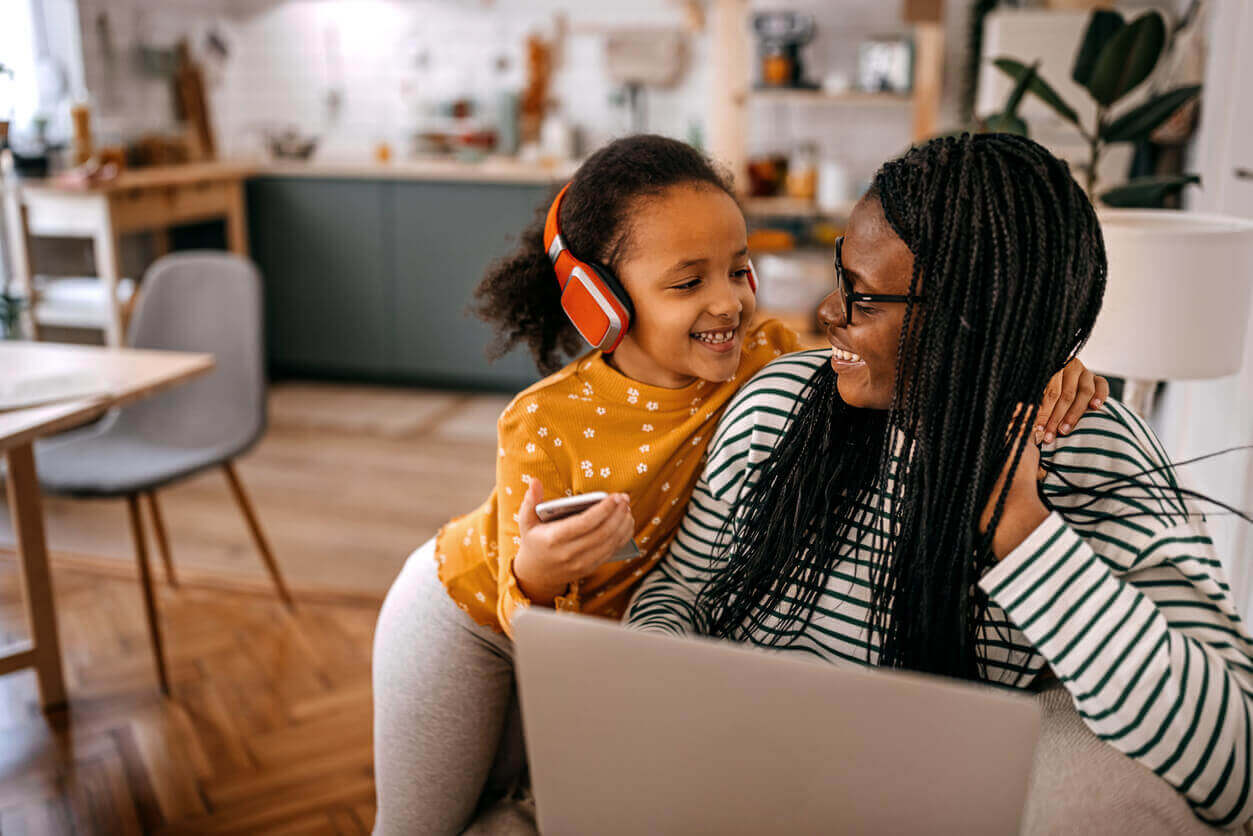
[221,461,295,609]
[144,491,178,587]
[125,494,170,696]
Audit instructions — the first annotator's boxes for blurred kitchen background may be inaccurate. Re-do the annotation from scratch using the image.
[3,0,1253,831]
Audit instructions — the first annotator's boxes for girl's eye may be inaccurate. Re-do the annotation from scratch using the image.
[673,278,701,291]
[732,268,752,281]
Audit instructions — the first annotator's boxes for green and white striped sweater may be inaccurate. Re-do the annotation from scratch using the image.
[626,349,1253,828]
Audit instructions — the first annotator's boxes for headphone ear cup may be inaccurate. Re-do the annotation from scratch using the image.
[589,264,635,324]
[747,258,759,293]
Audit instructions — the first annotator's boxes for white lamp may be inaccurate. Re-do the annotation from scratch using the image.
[1080,210,1253,416]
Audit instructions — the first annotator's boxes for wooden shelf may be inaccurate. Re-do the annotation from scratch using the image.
[743,196,856,218]
[750,88,914,107]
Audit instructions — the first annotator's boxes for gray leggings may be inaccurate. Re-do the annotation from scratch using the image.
[372,539,526,835]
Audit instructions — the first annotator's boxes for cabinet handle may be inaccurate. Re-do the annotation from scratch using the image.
[1237,168,1253,180]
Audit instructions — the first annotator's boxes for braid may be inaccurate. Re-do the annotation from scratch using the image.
[700,133,1110,679]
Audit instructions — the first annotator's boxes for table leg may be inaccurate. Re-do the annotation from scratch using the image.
[225,180,249,256]
[93,205,126,347]
[4,443,67,710]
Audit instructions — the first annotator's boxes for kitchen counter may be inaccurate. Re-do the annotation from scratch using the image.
[257,155,576,185]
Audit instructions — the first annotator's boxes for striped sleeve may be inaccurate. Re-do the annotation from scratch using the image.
[626,351,827,635]
[981,401,1253,828]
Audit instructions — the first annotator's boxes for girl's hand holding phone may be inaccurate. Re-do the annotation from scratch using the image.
[513,478,636,606]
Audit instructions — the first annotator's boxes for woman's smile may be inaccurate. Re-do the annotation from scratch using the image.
[827,337,866,371]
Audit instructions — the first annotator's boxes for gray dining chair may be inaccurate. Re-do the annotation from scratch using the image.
[34,252,294,696]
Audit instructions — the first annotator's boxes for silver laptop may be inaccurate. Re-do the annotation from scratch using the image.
[513,608,1041,836]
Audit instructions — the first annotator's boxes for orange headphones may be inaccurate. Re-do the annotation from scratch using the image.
[543,183,758,353]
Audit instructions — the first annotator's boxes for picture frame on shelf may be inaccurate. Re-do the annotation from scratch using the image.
[858,36,914,95]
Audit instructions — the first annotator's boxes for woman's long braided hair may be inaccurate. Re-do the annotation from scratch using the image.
[698,133,1108,679]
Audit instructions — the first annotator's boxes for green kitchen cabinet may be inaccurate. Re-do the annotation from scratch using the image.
[248,175,552,390]
[248,177,392,376]
[389,180,548,389]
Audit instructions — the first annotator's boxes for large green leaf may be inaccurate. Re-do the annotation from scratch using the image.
[1072,10,1124,88]
[1102,85,1202,142]
[993,57,1080,126]
[1003,60,1038,115]
[983,112,1029,137]
[1099,174,1201,208]
[1084,11,1166,107]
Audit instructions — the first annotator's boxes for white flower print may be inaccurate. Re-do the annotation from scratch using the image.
[639,444,650,453]
[642,423,654,432]
[512,536,521,546]
[646,401,659,411]
[505,486,513,496]
[568,393,579,400]
[538,427,549,437]
[498,447,505,457]
[513,511,521,523]
[596,406,606,415]
[634,568,644,577]
[553,438,562,447]
[600,467,611,477]
[475,591,487,602]
[462,536,471,546]
[651,517,661,525]
[627,387,640,404]
[640,535,650,544]
[691,435,702,446]
[661,481,670,491]
[583,428,595,438]
[526,402,538,413]
[636,463,648,474]
[526,442,536,454]
[689,407,698,416]
[564,489,573,496]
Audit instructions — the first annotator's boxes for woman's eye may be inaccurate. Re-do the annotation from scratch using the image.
[854,303,878,316]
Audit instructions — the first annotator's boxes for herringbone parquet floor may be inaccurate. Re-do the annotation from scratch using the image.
[0,565,380,834]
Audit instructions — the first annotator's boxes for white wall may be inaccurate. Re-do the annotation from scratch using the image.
[1156,0,1253,612]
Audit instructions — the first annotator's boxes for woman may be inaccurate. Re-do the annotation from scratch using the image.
[626,133,1253,829]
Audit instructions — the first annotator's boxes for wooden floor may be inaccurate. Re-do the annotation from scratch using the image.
[0,382,512,834]
[0,566,379,834]
[0,383,507,598]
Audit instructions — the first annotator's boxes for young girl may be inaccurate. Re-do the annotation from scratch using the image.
[371,134,1104,835]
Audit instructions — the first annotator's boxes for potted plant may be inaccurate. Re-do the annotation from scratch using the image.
[986,8,1201,207]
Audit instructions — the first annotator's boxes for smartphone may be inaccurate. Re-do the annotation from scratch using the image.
[533,491,641,562]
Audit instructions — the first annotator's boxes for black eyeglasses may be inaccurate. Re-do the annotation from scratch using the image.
[832,236,923,325]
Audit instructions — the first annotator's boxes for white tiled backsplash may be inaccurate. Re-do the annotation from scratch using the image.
[76,0,712,160]
[72,0,963,184]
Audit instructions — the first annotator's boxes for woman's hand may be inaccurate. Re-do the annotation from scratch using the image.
[1035,358,1110,443]
[512,478,636,606]
[980,425,1050,561]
